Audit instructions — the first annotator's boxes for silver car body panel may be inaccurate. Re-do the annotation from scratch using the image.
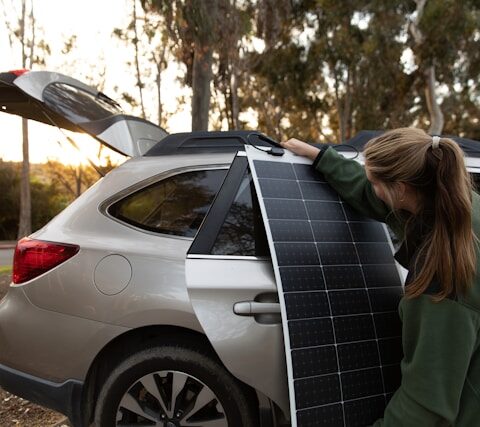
[186,257,289,415]
[95,118,167,158]
[0,287,128,382]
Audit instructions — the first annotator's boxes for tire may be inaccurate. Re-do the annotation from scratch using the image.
[93,344,258,427]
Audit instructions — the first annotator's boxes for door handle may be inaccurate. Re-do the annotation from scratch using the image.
[233,301,281,316]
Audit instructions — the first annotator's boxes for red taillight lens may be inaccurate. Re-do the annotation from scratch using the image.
[12,238,80,284]
[10,69,29,76]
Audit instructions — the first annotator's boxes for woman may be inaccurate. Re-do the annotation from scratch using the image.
[280,128,480,426]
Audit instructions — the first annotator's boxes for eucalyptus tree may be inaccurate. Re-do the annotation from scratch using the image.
[244,1,413,142]
[408,0,480,135]
[1,0,50,238]
[115,0,170,126]
[142,0,254,131]
[142,0,220,130]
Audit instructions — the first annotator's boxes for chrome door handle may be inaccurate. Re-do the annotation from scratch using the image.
[233,301,281,316]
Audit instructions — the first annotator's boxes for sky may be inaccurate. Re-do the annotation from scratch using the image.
[0,0,193,165]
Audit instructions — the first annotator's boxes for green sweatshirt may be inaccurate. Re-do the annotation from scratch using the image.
[314,147,480,427]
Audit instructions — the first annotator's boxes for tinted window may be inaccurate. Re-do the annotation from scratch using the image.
[211,170,269,256]
[44,83,121,123]
[109,169,227,237]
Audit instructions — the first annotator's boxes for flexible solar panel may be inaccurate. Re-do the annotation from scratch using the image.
[245,147,404,427]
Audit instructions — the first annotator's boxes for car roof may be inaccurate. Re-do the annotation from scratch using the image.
[144,130,480,160]
[344,130,480,158]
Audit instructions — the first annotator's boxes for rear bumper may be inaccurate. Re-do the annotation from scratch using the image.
[0,362,83,426]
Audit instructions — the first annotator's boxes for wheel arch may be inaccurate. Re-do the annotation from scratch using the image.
[79,325,266,426]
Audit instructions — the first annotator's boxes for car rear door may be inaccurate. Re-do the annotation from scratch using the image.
[185,153,290,417]
[0,70,167,157]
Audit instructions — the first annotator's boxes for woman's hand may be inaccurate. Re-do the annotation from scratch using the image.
[279,138,320,160]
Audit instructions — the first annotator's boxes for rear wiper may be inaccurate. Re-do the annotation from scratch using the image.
[96,91,122,111]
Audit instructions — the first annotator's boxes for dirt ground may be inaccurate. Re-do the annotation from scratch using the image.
[0,273,70,427]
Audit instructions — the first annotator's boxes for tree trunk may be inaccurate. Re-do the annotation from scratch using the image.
[222,85,232,129]
[343,68,352,140]
[133,0,146,119]
[17,118,31,239]
[192,43,213,131]
[76,165,82,198]
[155,45,166,127]
[156,65,162,126]
[410,0,444,134]
[424,65,444,134]
[229,70,240,129]
[17,0,31,239]
[333,70,345,143]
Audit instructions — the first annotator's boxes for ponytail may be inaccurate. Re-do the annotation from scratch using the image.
[364,128,476,301]
[410,138,476,300]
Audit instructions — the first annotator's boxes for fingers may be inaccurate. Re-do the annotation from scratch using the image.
[280,138,304,148]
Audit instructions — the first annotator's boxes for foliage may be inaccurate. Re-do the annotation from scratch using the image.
[77,0,480,141]
[0,161,104,240]
[237,0,480,142]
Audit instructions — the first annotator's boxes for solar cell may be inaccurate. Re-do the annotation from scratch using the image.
[247,149,404,427]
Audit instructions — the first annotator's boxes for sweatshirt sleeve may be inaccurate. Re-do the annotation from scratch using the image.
[372,296,479,426]
[313,147,401,233]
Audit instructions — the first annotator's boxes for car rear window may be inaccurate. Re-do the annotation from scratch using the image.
[109,169,227,238]
[43,83,121,123]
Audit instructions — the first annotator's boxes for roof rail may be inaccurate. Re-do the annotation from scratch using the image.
[144,131,278,156]
[345,130,480,158]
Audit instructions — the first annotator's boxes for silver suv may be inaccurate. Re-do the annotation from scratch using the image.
[0,71,479,427]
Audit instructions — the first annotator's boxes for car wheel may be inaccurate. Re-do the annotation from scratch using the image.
[93,345,258,426]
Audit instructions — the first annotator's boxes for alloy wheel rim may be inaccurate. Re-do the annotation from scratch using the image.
[115,370,227,426]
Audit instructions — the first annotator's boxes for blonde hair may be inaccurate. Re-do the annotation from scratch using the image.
[364,128,476,301]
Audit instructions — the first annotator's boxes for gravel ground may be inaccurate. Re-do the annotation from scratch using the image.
[0,272,71,427]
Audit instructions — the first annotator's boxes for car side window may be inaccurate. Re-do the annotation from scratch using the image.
[211,169,269,256]
[109,169,227,237]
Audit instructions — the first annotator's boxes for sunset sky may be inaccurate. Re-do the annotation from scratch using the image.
[0,0,194,165]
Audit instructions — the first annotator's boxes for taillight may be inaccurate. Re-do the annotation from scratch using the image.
[10,69,29,76]
[12,238,79,284]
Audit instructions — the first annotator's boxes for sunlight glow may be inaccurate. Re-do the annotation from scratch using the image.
[0,0,192,165]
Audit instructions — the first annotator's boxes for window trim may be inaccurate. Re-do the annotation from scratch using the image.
[100,164,230,240]
[186,254,270,261]
[187,156,270,261]
[189,155,252,255]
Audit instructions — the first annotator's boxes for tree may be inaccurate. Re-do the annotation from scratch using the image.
[143,0,254,131]
[115,0,147,119]
[409,0,443,134]
[1,0,50,239]
[144,0,220,131]
[209,1,255,130]
[243,1,420,142]
[0,161,69,240]
[45,160,100,199]
[408,0,480,135]
[115,0,170,127]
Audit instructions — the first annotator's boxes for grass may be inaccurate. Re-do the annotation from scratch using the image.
[0,266,12,274]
